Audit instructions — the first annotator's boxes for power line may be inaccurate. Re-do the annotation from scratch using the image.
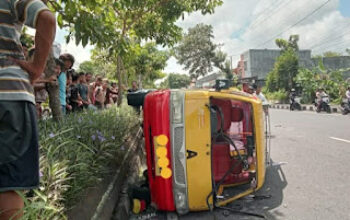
[230,0,332,57]
[310,29,350,49]
[229,0,292,52]
[249,0,287,29]
[254,0,332,49]
[314,38,350,53]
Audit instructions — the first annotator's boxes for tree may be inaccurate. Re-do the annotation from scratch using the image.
[213,51,233,80]
[21,29,61,120]
[266,35,299,92]
[90,42,168,88]
[295,63,348,104]
[128,42,169,88]
[275,35,299,52]
[78,61,100,74]
[346,48,350,56]
[161,73,191,89]
[51,0,222,105]
[323,51,343,57]
[175,23,217,80]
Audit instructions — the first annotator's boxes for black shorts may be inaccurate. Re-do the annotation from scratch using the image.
[0,101,39,192]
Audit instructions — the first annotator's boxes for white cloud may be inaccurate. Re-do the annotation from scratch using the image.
[165,0,350,73]
[163,56,188,74]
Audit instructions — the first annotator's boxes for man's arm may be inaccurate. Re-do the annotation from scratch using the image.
[14,10,56,82]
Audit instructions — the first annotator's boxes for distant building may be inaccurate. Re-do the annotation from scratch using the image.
[195,49,350,88]
[238,49,312,81]
[235,49,350,81]
[312,56,350,79]
[195,72,225,88]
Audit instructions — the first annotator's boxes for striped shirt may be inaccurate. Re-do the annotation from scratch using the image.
[0,0,49,104]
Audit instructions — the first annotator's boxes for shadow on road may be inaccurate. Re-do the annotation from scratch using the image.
[179,159,288,220]
[132,160,287,220]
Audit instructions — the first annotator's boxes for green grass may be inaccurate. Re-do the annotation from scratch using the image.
[20,105,139,219]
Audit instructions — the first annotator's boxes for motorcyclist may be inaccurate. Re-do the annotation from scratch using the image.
[346,86,350,104]
[316,88,327,110]
[290,88,297,107]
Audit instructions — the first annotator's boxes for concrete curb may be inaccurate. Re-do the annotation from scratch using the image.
[91,128,143,220]
[270,104,341,113]
[112,141,146,220]
[67,127,143,220]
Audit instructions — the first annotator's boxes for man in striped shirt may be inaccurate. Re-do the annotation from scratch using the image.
[0,0,55,219]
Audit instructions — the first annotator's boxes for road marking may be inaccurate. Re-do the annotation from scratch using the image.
[329,137,350,144]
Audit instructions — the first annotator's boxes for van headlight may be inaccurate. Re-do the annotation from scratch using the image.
[174,190,187,214]
[170,90,189,214]
[171,91,184,124]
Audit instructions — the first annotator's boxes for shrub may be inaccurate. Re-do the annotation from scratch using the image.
[20,105,138,219]
[265,89,288,103]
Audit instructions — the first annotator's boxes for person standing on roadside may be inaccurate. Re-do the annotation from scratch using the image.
[128,80,139,93]
[58,53,75,115]
[78,72,90,109]
[94,77,105,109]
[0,1,56,219]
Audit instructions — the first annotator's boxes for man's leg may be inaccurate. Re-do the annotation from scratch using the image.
[0,191,23,220]
[61,105,66,115]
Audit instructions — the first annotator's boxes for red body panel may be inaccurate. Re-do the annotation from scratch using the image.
[143,90,175,211]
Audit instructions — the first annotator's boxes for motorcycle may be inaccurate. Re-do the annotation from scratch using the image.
[290,96,302,111]
[340,99,350,115]
[314,95,331,113]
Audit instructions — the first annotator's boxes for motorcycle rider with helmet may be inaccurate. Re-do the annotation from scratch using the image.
[290,88,296,109]
[316,88,328,112]
[346,86,350,104]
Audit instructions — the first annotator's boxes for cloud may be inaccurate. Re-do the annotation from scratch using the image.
[165,0,350,73]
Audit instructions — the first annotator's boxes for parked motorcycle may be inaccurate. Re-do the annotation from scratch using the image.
[340,99,350,115]
[290,96,302,111]
[314,95,331,113]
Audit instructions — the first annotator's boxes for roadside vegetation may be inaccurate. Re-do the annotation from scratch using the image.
[265,35,349,104]
[19,106,138,219]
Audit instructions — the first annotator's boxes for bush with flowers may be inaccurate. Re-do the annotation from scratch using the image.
[19,105,139,219]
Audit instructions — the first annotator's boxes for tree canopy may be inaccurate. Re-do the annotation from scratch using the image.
[85,42,169,88]
[160,73,191,89]
[50,0,222,103]
[175,23,217,79]
[266,35,300,92]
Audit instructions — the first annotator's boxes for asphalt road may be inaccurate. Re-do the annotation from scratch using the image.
[133,109,350,220]
[179,109,350,220]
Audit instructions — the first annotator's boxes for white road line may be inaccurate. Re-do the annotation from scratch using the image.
[329,137,350,144]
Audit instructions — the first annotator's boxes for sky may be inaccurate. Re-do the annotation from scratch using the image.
[54,0,350,73]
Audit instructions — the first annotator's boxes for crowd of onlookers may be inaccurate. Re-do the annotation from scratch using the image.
[28,50,139,118]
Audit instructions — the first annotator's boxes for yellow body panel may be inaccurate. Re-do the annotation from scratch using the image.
[184,91,213,211]
[184,90,266,210]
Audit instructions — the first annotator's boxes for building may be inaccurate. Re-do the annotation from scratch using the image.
[195,49,350,88]
[312,56,350,79]
[238,49,312,80]
[195,72,225,88]
[236,49,350,81]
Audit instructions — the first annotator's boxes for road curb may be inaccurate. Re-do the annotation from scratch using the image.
[67,127,143,220]
[270,104,341,113]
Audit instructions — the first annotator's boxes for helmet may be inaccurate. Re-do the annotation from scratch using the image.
[291,88,295,92]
